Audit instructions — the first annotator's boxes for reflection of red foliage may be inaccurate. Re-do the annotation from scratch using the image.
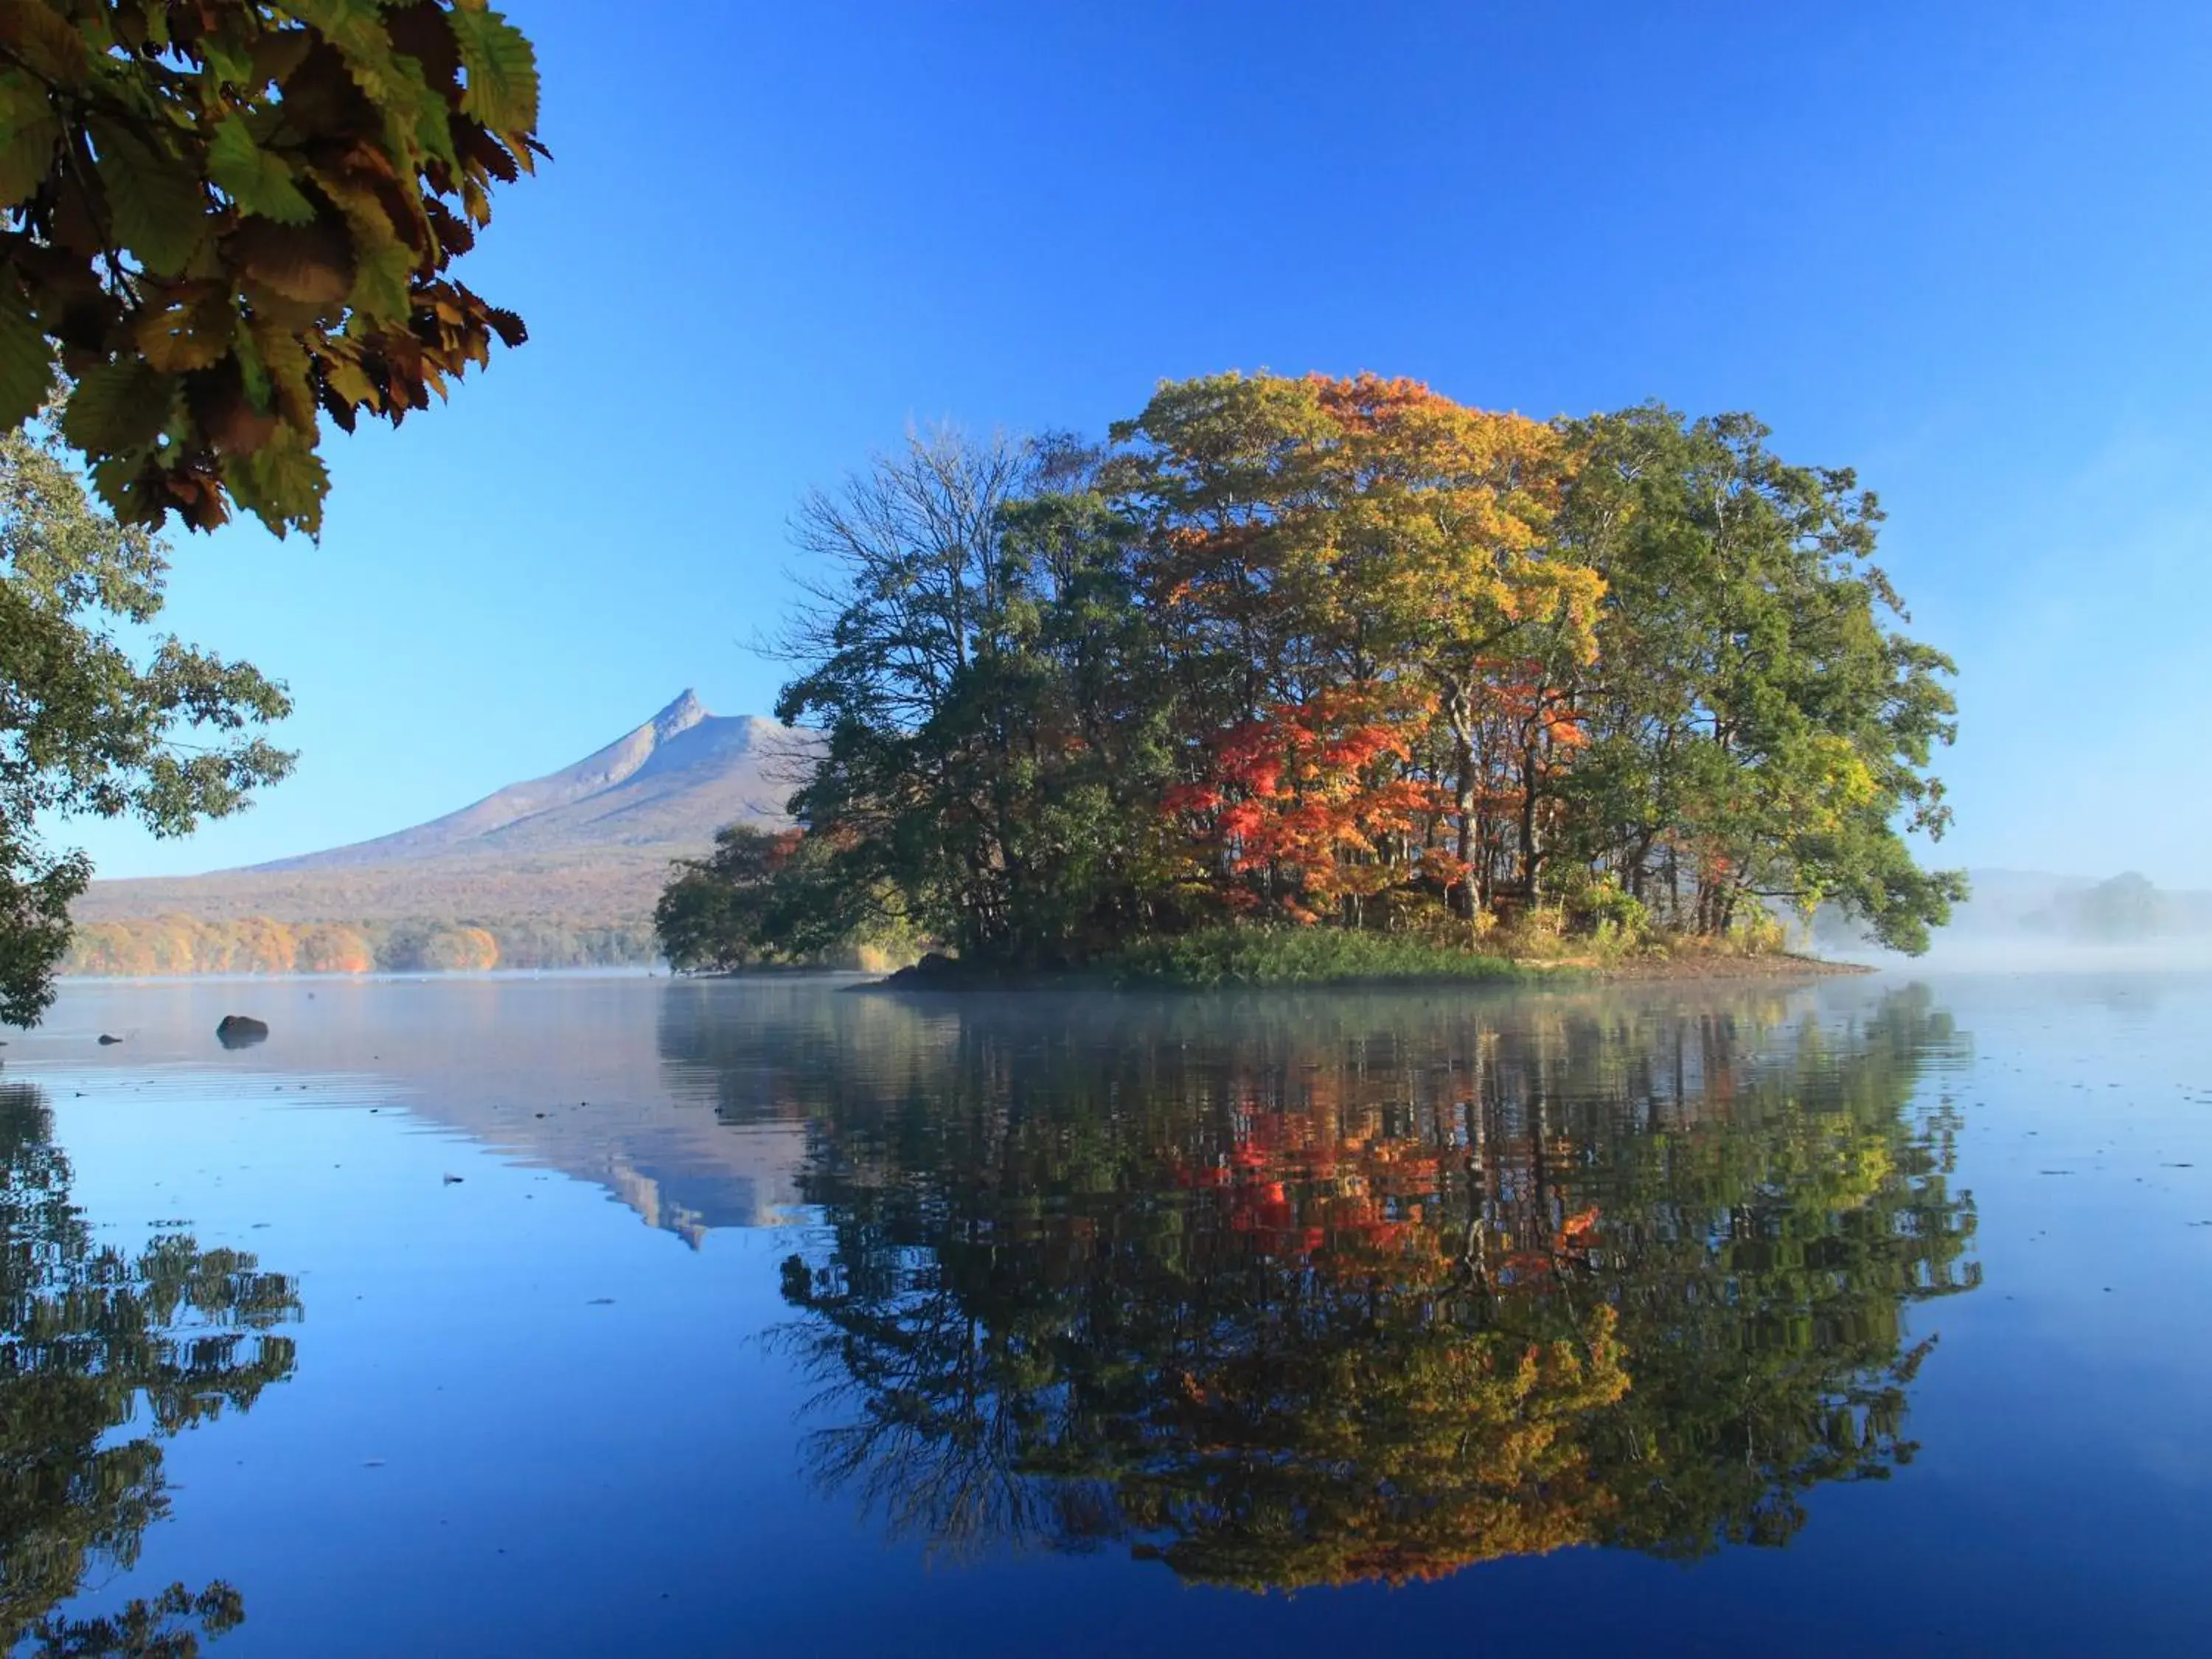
[1163,1090,1604,1293]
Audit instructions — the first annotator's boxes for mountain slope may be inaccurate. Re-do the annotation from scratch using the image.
[74,692,811,929]
[254,691,806,871]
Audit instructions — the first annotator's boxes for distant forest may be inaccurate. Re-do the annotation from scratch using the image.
[63,916,657,977]
[61,847,687,978]
[2023,872,2212,941]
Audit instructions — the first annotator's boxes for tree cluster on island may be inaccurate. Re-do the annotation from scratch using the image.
[2022,871,2212,943]
[659,373,1965,982]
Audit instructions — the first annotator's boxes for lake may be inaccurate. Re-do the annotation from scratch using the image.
[4,970,2210,1655]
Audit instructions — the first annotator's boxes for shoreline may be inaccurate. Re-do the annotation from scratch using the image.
[1579,952,1874,982]
[859,947,1871,995]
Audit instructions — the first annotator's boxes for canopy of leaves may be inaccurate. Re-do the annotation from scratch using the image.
[658,824,804,970]
[1552,406,1968,951]
[0,0,540,537]
[1,413,291,1026]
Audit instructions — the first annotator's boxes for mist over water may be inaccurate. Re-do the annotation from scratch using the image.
[1846,931,2212,975]
[1911,937,2212,974]
[1822,863,2212,974]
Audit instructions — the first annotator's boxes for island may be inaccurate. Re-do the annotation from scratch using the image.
[656,372,1962,987]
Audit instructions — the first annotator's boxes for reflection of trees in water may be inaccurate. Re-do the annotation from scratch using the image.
[696,984,1976,1591]
[1,1084,301,1655]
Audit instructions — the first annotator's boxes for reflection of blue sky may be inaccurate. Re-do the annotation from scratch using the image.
[1903,975,2212,1500]
[10,973,2212,1655]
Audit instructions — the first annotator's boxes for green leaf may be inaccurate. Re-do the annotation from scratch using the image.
[0,278,52,431]
[283,0,402,100]
[60,358,175,455]
[0,0,90,86]
[0,107,56,207]
[0,72,58,206]
[201,38,256,89]
[319,348,378,414]
[348,239,413,321]
[401,77,459,170]
[206,118,317,224]
[136,287,234,372]
[0,65,41,122]
[246,317,316,430]
[222,427,327,538]
[448,6,538,134]
[232,325,271,412]
[88,117,206,276]
[87,451,153,524]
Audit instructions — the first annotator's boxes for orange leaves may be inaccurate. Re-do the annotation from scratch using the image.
[1107,369,1621,929]
[1122,371,1586,641]
[1166,686,1448,917]
[1162,656,1588,918]
[4,1,540,535]
[1557,1205,1602,1251]
[1161,782,1223,816]
[1192,1118,1441,1271]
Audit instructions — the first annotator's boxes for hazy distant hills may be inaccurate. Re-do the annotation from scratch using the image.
[1815,866,2212,959]
[74,692,813,933]
[1934,869,2212,941]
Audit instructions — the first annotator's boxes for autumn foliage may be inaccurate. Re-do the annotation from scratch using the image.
[60,914,514,974]
[722,372,1964,973]
[60,913,678,976]
[0,0,540,536]
[1117,374,1604,930]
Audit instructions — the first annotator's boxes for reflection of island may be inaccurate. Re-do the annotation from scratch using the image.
[679,983,1978,1591]
[0,1082,302,1653]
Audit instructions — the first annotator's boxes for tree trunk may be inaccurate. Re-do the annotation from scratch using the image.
[1517,741,1543,905]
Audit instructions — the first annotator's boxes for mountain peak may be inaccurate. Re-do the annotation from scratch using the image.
[653,689,710,740]
[234,690,815,877]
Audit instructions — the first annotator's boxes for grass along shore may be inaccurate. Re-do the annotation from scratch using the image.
[868,925,1866,992]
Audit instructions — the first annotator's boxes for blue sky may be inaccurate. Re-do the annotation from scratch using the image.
[70,0,2212,883]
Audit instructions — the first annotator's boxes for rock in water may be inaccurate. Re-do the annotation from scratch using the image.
[215,1015,270,1049]
[97,1034,122,1046]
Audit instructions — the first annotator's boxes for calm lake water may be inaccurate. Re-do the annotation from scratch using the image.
[4,970,2211,1655]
